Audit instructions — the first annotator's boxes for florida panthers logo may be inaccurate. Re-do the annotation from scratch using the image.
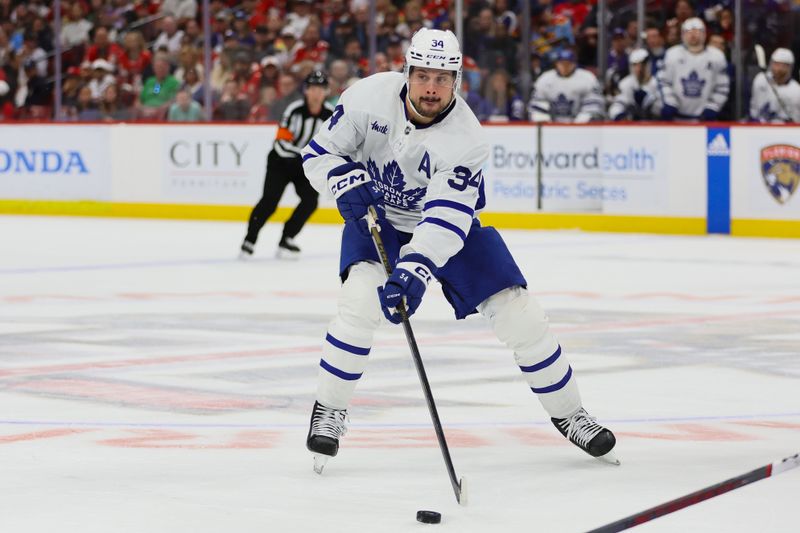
[760,144,800,204]
[366,158,426,210]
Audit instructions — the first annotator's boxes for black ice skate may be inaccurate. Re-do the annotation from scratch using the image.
[239,240,255,260]
[306,401,348,474]
[276,237,301,259]
[552,408,620,465]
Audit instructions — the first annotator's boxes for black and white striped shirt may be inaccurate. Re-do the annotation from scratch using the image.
[273,99,335,159]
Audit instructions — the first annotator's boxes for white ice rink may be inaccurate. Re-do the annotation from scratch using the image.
[0,215,798,533]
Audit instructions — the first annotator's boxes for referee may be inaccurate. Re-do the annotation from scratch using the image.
[240,70,334,259]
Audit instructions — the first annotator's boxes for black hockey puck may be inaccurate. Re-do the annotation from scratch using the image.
[416,510,441,524]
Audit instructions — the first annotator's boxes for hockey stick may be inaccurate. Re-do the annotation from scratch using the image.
[754,44,792,120]
[586,452,800,532]
[366,205,467,506]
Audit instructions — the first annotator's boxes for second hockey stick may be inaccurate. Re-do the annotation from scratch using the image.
[586,452,800,532]
[366,205,467,505]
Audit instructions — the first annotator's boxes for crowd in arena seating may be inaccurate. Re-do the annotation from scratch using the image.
[0,0,798,123]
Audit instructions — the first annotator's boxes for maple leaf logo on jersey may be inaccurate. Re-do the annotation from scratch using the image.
[680,71,706,98]
[552,93,574,117]
[367,158,426,210]
[760,144,800,204]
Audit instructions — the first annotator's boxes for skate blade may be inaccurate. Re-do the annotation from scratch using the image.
[238,251,253,261]
[596,450,621,466]
[313,454,329,475]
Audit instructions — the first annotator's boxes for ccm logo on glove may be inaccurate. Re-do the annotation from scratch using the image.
[377,254,437,324]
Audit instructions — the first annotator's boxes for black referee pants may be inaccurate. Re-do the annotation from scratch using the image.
[245,151,319,244]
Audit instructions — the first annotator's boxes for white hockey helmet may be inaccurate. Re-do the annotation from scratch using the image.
[771,47,795,67]
[404,28,463,91]
[629,48,649,64]
[681,17,706,33]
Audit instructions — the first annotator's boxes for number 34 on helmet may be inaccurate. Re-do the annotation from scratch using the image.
[404,28,463,91]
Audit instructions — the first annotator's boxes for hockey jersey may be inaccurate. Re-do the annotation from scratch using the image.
[528,68,605,123]
[301,72,489,268]
[608,74,662,120]
[749,72,800,123]
[657,44,730,118]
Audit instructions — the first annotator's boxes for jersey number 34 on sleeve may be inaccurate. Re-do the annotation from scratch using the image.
[447,166,483,191]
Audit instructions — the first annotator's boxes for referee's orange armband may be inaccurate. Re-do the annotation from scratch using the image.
[275,127,294,141]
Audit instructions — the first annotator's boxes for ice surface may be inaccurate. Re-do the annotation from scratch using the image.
[0,216,798,532]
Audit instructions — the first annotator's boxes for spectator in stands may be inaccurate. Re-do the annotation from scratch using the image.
[285,0,315,39]
[326,58,349,104]
[173,45,202,83]
[19,31,47,77]
[258,56,281,90]
[248,85,278,122]
[159,0,198,25]
[252,25,275,63]
[274,27,301,68]
[385,34,405,72]
[21,58,50,109]
[609,49,662,121]
[577,26,598,71]
[464,7,494,60]
[483,69,525,121]
[231,10,256,48]
[181,66,204,103]
[531,5,575,66]
[231,50,259,103]
[75,85,102,121]
[168,88,204,121]
[99,83,132,121]
[269,73,301,120]
[342,37,368,78]
[84,26,123,65]
[215,79,250,121]
[293,23,329,68]
[88,59,116,100]
[182,19,203,49]
[60,2,93,48]
[671,0,696,28]
[118,31,152,89]
[138,56,180,119]
[459,67,491,121]
[153,16,184,59]
[60,67,83,118]
[554,0,590,31]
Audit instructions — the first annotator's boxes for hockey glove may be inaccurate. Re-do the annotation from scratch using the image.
[660,104,678,120]
[329,161,385,235]
[700,108,719,121]
[377,254,437,324]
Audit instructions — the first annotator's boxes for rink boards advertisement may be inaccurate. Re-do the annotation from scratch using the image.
[482,125,705,216]
[729,127,800,224]
[0,123,798,237]
[0,125,112,200]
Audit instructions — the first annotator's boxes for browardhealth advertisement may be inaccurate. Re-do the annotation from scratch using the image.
[482,125,705,216]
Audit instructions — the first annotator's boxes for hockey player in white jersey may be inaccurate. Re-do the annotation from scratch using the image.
[528,49,605,123]
[658,17,730,121]
[609,49,663,120]
[750,48,800,123]
[301,28,618,474]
